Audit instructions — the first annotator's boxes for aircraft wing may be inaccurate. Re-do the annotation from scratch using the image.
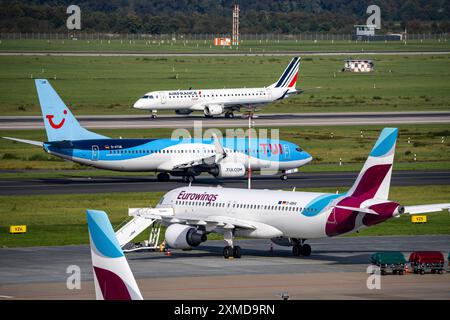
[167,133,227,170]
[128,208,255,229]
[404,203,450,215]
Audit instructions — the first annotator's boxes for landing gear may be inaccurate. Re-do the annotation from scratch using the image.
[292,239,311,257]
[157,172,170,182]
[280,174,288,181]
[182,176,195,183]
[222,229,241,259]
[224,111,234,119]
[150,110,157,119]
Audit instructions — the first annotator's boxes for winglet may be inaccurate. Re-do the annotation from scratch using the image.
[212,133,226,161]
[87,209,143,300]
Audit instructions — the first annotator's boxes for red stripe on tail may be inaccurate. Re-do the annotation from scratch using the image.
[288,72,298,88]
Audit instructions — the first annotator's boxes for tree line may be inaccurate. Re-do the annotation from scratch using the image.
[1,0,449,34]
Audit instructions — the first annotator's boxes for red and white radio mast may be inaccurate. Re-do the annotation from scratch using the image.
[232,4,240,46]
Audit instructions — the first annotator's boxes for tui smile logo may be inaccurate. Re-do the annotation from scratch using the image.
[46,110,67,129]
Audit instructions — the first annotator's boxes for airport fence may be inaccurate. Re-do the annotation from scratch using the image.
[0,32,448,42]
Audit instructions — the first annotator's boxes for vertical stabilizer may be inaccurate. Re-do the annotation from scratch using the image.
[346,128,398,201]
[35,79,108,141]
[269,57,301,88]
[87,209,143,300]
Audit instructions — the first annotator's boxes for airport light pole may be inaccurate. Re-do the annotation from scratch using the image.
[247,110,253,189]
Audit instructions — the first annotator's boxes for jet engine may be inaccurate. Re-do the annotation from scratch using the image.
[210,163,246,178]
[165,224,207,249]
[204,104,224,116]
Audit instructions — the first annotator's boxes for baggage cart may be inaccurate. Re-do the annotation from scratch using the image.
[409,251,445,275]
[370,252,406,275]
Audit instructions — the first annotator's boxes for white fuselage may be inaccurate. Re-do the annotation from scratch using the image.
[157,186,341,239]
[133,87,292,114]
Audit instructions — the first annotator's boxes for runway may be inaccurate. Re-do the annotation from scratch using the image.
[0,236,449,299]
[1,111,450,130]
[1,170,449,195]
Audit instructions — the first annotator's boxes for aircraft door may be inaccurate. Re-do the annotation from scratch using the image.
[161,92,166,104]
[283,144,290,160]
[92,145,100,161]
[266,88,272,101]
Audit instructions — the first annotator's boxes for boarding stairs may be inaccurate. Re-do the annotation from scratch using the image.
[115,207,174,253]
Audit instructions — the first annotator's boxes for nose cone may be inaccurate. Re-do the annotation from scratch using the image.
[304,152,313,163]
[133,99,147,109]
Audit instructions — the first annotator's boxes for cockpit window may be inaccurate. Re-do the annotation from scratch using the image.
[142,95,154,99]
[157,196,165,205]
[296,147,303,152]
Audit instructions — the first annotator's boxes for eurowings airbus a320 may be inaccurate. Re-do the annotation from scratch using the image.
[111,128,449,258]
[133,57,302,118]
[3,79,312,182]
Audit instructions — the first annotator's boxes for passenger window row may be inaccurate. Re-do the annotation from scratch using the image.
[174,200,313,213]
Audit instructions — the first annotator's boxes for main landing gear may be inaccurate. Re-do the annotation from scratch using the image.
[156,172,170,182]
[150,110,157,119]
[280,174,288,181]
[222,229,242,259]
[181,176,195,183]
[292,239,311,257]
[224,111,234,118]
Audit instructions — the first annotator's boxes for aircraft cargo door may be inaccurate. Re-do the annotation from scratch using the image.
[92,145,99,161]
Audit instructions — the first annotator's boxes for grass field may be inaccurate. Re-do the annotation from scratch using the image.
[0,54,449,115]
[1,124,449,173]
[1,39,449,53]
[0,185,449,248]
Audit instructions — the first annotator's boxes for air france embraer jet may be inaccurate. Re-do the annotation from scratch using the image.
[133,57,302,118]
[3,79,312,182]
[111,128,449,259]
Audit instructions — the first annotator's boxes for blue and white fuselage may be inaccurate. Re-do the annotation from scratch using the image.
[45,138,311,173]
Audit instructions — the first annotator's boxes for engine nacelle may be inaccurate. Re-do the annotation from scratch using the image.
[165,224,207,249]
[175,109,193,115]
[270,237,293,247]
[210,163,246,178]
[204,104,224,116]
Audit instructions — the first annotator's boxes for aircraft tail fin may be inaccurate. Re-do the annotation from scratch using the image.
[35,79,108,142]
[346,128,398,201]
[87,209,143,300]
[269,57,301,89]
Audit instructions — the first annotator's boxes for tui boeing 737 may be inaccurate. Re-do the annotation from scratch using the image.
[3,79,312,182]
[133,57,302,118]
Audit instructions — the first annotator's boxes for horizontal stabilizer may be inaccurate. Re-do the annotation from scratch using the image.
[3,137,43,147]
[334,205,379,215]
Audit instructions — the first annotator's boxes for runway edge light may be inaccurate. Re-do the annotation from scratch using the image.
[9,225,27,234]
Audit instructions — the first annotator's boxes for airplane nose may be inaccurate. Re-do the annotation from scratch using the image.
[305,153,313,163]
[133,99,145,109]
